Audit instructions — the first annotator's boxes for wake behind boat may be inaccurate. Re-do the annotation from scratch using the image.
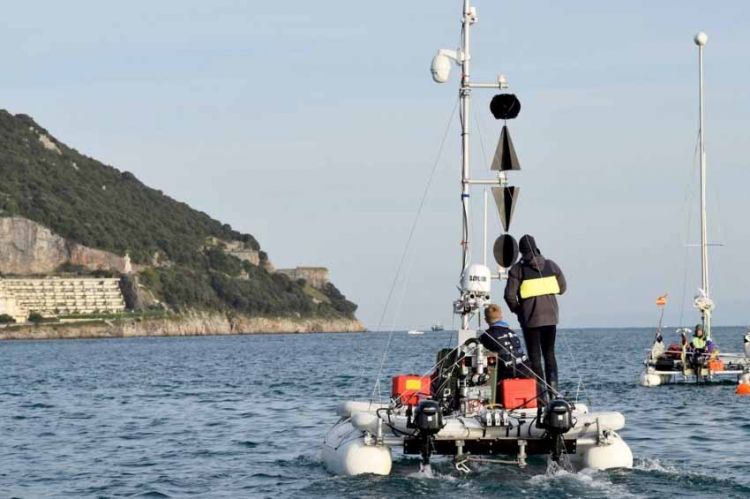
[640,33,750,389]
[323,1,633,476]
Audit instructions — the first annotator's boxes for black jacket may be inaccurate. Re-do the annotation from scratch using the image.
[479,323,530,379]
[504,236,567,329]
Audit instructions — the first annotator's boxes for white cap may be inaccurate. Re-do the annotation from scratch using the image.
[694,32,708,47]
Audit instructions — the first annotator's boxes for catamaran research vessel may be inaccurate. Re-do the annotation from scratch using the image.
[323,1,634,475]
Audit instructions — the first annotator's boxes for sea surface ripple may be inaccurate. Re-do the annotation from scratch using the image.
[0,327,748,498]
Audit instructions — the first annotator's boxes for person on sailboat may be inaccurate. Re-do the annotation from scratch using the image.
[650,334,666,361]
[689,324,708,376]
[479,304,531,380]
[503,234,566,402]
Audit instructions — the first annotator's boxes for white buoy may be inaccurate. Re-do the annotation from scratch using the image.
[640,371,663,387]
[322,421,392,476]
[322,436,392,476]
[582,433,634,470]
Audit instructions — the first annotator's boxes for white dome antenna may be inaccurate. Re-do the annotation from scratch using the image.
[453,264,491,315]
[694,32,708,46]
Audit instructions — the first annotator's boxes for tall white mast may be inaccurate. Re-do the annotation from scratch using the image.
[459,0,474,331]
[695,31,710,337]
[431,1,505,338]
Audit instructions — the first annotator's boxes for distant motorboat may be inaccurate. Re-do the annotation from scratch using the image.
[430,323,444,332]
[407,329,425,336]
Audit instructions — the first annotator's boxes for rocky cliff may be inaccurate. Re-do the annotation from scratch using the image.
[0,216,133,274]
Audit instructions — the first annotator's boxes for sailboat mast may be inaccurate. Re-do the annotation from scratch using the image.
[696,32,710,336]
[459,0,473,330]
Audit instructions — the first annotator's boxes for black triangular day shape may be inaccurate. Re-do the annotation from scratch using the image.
[490,125,521,171]
[491,186,520,232]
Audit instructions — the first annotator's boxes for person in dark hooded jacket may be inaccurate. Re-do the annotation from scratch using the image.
[504,234,566,404]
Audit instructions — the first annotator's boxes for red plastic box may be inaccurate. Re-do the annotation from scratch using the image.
[498,378,537,409]
[391,374,431,405]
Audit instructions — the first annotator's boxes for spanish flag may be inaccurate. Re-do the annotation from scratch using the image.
[655,294,668,307]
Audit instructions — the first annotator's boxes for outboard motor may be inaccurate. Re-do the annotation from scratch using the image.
[410,400,444,470]
[414,400,443,433]
[542,399,574,462]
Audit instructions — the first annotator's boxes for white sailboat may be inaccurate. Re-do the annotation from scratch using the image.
[640,33,750,388]
[322,1,633,475]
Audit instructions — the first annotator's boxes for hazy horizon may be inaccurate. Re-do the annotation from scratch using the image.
[3,1,749,330]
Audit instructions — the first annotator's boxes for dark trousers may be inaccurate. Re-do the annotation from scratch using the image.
[691,348,707,377]
[522,325,558,403]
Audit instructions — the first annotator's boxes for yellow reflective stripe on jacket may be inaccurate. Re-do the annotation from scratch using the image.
[692,337,706,349]
[519,276,560,299]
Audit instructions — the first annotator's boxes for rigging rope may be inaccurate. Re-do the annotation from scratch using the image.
[679,131,702,328]
[369,98,460,402]
[557,330,591,405]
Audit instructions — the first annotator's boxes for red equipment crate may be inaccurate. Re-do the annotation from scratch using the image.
[391,374,431,405]
[498,378,537,409]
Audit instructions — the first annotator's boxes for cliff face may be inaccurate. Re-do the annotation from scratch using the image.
[0,216,132,274]
[0,312,365,340]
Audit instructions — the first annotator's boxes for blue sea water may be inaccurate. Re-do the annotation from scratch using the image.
[0,327,748,498]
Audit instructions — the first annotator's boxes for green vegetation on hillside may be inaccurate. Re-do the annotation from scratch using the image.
[138,257,356,318]
[0,111,357,320]
[0,111,258,264]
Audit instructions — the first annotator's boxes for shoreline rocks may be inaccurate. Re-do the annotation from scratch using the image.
[0,312,366,340]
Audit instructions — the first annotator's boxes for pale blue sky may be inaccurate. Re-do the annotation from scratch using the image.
[2,1,749,329]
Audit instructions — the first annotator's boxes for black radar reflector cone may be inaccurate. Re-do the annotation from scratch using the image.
[491,186,520,232]
[489,93,521,120]
[493,234,519,268]
[490,125,521,171]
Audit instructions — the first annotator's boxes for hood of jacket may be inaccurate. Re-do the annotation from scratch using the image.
[519,234,545,270]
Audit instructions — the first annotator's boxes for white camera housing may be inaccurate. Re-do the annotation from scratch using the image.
[430,49,462,83]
